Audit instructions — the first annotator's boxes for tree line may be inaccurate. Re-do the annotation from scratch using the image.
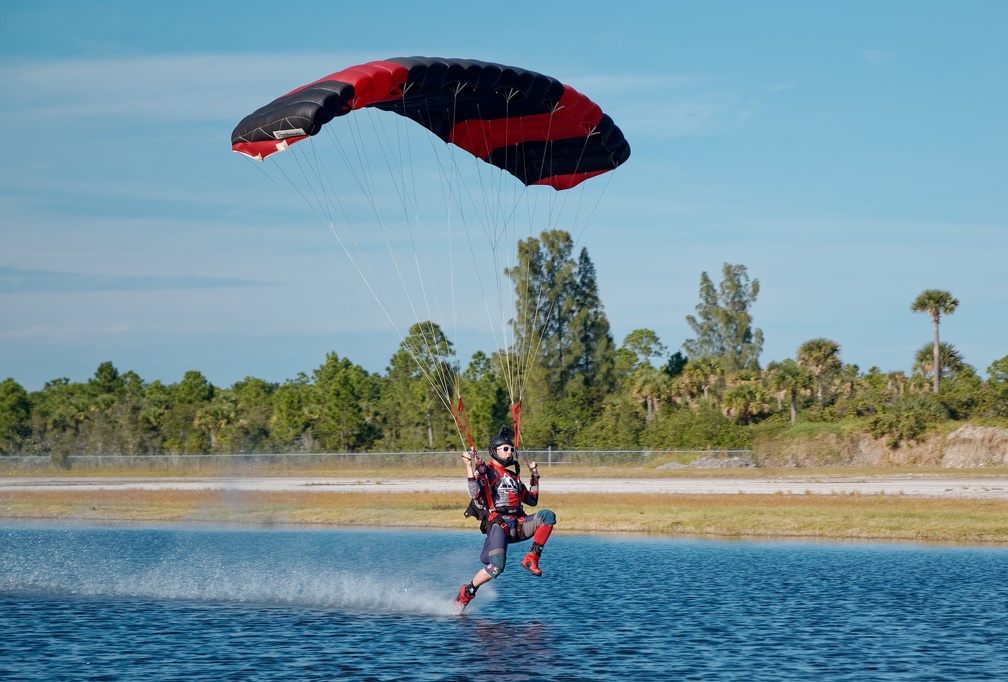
[2,231,1006,459]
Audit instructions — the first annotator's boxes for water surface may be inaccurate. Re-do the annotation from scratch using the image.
[2,523,1006,680]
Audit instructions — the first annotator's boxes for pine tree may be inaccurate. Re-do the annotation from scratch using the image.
[683,263,763,372]
[506,230,614,446]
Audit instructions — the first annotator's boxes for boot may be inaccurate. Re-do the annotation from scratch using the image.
[521,544,543,576]
[454,583,476,612]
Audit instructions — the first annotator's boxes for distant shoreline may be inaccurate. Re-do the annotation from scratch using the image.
[3,474,1008,499]
[4,474,1008,545]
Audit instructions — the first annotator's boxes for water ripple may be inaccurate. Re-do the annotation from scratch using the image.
[2,524,1007,680]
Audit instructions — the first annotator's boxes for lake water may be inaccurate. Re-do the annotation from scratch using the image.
[1,523,1006,681]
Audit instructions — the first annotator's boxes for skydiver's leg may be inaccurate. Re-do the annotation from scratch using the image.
[517,509,556,543]
[457,524,509,609]
[479,523,510,578]
[519,510,556,576]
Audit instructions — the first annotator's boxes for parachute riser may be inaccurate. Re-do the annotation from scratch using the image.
[450,395,476,452]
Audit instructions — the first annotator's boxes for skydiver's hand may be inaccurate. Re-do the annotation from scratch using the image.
[462,448,476,476]
[528,460,538,476]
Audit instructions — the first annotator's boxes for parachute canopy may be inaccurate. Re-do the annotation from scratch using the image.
[231,56,630,190]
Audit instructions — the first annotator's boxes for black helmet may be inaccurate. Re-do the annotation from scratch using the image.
[488,426,517,468]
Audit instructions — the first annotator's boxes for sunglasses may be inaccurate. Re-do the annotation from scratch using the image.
[497,445,514,452]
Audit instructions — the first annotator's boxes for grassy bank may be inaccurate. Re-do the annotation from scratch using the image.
[5,461,1008,479]
[4,484,1008,545]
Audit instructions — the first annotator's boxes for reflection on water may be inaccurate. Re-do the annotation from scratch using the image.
[2,523,1007,681]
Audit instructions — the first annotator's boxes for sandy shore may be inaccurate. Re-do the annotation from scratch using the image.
[3,474,1008,499]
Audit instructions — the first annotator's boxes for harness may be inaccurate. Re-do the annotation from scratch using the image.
[463,461,526,536]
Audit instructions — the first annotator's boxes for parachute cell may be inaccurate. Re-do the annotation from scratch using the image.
[231,56,630,189]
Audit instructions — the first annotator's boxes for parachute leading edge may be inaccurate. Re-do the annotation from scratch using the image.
[231,56,630,189]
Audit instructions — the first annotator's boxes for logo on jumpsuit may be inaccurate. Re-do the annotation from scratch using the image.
[496,475,519,507]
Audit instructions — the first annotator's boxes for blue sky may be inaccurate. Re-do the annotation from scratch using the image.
[1,1,1005,392]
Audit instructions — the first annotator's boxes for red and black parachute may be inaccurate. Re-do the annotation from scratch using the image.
[231,56,630,190]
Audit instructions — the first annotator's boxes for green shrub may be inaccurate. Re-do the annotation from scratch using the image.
[868,395,948,447]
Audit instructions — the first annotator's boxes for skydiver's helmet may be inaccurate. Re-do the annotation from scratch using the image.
[489,427,517,468]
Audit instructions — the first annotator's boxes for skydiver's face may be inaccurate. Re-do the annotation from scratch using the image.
[494,444,516,465]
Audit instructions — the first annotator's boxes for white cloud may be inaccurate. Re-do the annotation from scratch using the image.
[856,48,889,64]
[767,81,798,93]
[0,54,735,141]
[0,52,376,121]
[0,321,135,339]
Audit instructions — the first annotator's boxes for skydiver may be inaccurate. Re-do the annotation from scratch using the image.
[454,427,556,612]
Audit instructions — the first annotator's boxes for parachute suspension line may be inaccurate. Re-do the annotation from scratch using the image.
[500,90,531,445]
[483,97,514,405]
[507,107,616,413]
[499,100,570,414]
[268,139,404,329]
[444,94,519,446]
[341,102,464,450]
[510,103,548,408]
[516,279,561,408]
[571,167,617,252]
[251,145,461,447]
[365,106,443,338]
[377,106,465,444]
[425,93,528,442]
[436,97,521,422]
[444,95,466,415]
[308,142,352,231]
[497,78,526,414]
[329,107,449,391]
[565,133,609,251]
[240,153,377,331]
[240,154,332,229]
[401,107,466,424]
[243,139,411,352]
[311,132,425,350]
[282,143,339,225]
[543,126,620,256]
[358,109,437,336]
[491,95,534,413]
[311,118,459,435]
[316,123,413,348]
[424,124,474,402]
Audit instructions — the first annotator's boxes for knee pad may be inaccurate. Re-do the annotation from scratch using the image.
[538,509,557,526]
[486,554,506,578]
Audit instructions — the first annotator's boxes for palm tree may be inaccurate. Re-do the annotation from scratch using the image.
[797,338,841,406]
[682,356,723,404]
[630,365,670,424]
[911,289,959,394]
[722,382,769,425]
[885,371,907,395]
[766,359,814,425]
[913,341,966,388]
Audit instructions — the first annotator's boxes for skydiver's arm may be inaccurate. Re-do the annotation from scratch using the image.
[522,462,540,506]
[462,449,478,496]
[462,448,485,499]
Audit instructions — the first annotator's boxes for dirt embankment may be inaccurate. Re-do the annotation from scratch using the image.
[752,425,1008,468]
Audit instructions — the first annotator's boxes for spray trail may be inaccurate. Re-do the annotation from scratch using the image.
[1,524,481,617]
